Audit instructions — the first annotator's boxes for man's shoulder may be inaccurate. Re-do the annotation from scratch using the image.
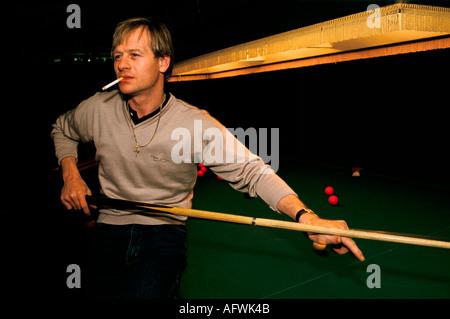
[169,94,224,130]
[170,94,212,119]
[76,90,124,113]
[85,90,123,105]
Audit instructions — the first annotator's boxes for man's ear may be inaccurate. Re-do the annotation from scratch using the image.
[159,56,171,73]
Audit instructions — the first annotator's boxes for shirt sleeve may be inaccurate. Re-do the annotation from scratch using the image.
[50,94,98,165]
[201,123,297,213]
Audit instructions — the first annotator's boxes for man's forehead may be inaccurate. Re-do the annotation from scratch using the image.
[114,27,151,51]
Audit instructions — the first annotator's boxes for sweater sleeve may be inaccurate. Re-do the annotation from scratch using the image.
[202,124,297,213]
[50,93,98,165]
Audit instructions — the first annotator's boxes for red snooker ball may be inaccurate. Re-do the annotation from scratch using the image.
[324,186,334,196]
[197,170,204,177]
[328,195,339,205]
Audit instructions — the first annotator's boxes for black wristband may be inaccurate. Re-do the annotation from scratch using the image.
[295,208,315,222]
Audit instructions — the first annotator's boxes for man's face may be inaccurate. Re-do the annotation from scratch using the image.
[113,27,169,96]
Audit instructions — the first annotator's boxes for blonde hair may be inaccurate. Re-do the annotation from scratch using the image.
[112,17,174,81]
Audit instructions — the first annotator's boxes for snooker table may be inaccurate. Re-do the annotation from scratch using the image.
[178,159,450,299]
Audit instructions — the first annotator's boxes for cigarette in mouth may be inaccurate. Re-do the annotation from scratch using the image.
[102,77,124,91]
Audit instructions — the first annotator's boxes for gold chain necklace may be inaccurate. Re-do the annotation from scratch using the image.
[128,94,165,157]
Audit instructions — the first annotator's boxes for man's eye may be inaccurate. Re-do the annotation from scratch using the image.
[114,55,121,60]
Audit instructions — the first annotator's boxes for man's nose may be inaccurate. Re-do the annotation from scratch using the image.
[117,57,130,70]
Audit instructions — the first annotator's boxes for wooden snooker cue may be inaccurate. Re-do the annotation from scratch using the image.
[87,196,450,249]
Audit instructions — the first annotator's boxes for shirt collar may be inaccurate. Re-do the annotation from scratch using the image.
[127,93,170,125]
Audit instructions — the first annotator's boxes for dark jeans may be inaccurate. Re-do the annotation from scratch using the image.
[84,223,187,299]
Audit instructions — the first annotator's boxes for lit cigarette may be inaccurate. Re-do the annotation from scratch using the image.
[102,77,124,91]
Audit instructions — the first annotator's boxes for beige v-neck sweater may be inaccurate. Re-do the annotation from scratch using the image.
[51,90,296,225]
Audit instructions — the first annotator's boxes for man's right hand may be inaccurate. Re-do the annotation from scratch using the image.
[60,157,92,215]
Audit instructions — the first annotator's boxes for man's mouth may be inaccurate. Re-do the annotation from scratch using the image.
[120,75,134,82]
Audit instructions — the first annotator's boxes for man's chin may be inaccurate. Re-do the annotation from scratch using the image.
[118,85,136,95]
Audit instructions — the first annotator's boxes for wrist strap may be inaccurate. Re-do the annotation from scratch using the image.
[295,208,316,222]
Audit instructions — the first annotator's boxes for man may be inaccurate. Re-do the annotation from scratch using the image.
[52,17,364,299]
